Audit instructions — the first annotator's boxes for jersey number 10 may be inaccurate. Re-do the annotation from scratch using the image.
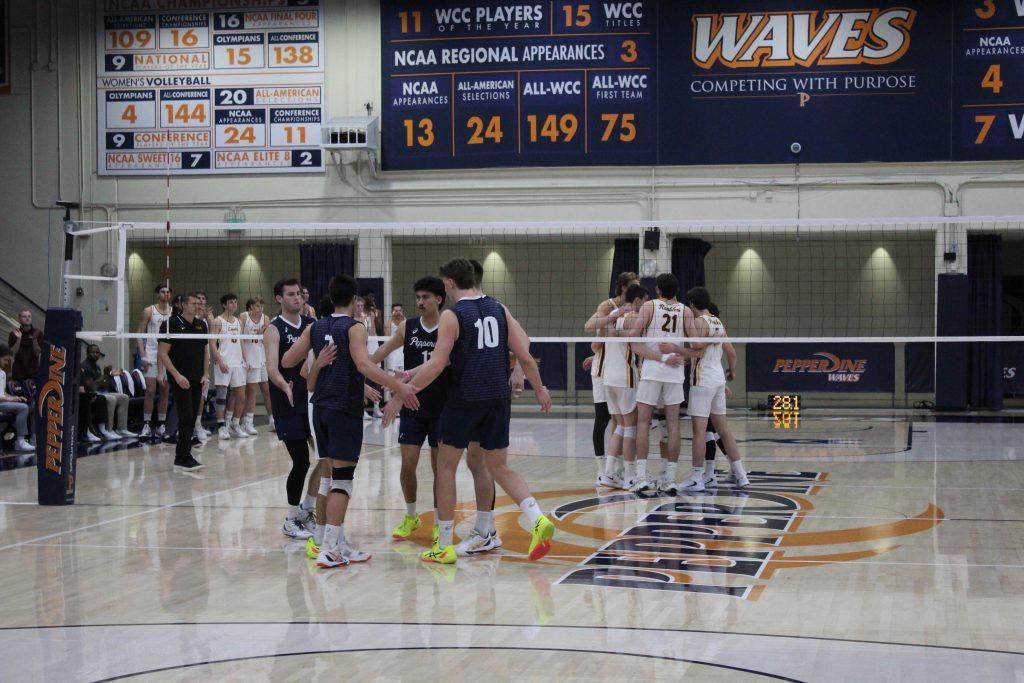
[474,317,500,349]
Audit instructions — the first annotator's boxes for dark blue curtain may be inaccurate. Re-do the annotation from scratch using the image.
[609,238,639,298]
[299,243,354,309]
[904,343,934,393]
[936,273,969,409]
[672,238,712,296]
[968,234,1003,409]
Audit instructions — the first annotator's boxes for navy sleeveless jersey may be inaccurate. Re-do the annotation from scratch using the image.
[403,317,446,415]
[268,314,314,417]
[449,296,510,402]
[310,314,365,417]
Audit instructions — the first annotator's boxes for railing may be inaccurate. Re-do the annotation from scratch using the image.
[0,276,47,342]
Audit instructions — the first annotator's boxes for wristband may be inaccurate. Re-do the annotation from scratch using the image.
[661,354,672,363]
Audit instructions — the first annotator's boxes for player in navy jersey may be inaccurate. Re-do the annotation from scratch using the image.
[370,276,449,542]
[282,274,418,568]
[264,278,324,545]
[397,258,554,565]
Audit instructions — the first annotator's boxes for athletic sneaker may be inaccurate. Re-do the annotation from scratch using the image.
[305,537,320,560]
[597,473,625,489]
[268,416,276,432]
[243,420,258,436]
[154,424,166,438]
[421,544,457,564]
[140,424,152,438]
[217,425,231,440]
[656,473,675,493]
[13,438,33,452]
[432,523,439,545]
[675,471,705,493]
[527,514,555,562]
[84,431,101,443]
[315,546,350,568]
[299,507,317,530]
[282,517,313,539]
[195,427,210,442]
[100,427,121,441]
[731,468,750,488]
[231,423,248,439]
[455,529,502,556]
[392,513,421,539]
[117,429,139,438]
[173,456,204,472]
[703,472,718,488]
[337,543,371,563]
[631,478,657,494]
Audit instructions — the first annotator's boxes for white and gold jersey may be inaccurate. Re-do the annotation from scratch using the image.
[692,314,727,388]
[639,299,687,384]
[602,313,638,389]
[217,315,244,367]
[242,312,267,367]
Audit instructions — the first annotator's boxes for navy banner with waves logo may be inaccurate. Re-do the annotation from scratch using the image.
[746,343,895,393]
[35,309,82,505]
[381,1,1022,169]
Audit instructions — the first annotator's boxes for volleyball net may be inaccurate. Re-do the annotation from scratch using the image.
[60,216,1024,406]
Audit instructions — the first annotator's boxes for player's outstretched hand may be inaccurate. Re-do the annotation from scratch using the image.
[535,385,552,413]
[658,342,679,355]
[283,381,294,407]
[725,386,733,399]
[316,342,338,368]
[581,356,593,372]
[394,382,420,411]
[364,383,381,404]
[665,354,683,368]
[381,398,402,428]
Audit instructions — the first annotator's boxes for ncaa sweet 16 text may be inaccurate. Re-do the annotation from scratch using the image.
[96,0,325,175]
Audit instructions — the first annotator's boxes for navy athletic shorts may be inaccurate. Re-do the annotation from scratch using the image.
[311,405,363,462]
[439,397,510,451]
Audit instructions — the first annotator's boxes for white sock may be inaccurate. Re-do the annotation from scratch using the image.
[246,413,254,425]
[704,460,716,476]
[337,523,346,545]
[624,461,636,480]
[159,413,167,422]
[438,520,454,547]
[604,454,616,475]
[692,466,704,480]
[225,410,234,423]
[323,524,340,550]
[302,494,316,510]
[313,524,324,545]
[731,460,746,477]
[476,510,495,534]
[636,459,648,479]
[434,508,439,523]
[664,462,677,482]
[519,497,542,525]
[287,505,301,520]
[194,415,202,428]
[406,502,417,517]
[614,456,624,473]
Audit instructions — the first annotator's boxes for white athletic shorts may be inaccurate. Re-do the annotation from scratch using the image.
[215,365,246,389]
[592,376,606,404]
[687,384,727,418]
[142,351,166,380]
[604,385,636,416]
[246,365,268,384]
[636,379,685,407]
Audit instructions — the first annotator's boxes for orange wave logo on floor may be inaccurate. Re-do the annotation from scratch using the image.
[413,471,943,601]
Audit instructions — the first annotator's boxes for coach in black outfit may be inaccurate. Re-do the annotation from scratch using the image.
[158,292,210,472]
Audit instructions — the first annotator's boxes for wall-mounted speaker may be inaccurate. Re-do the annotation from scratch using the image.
[643,227,660,251]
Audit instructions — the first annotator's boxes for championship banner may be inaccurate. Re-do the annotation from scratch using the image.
[746,343,895,393]
[0,0,9,95]
[35,309,83,506]
[381,0,1024,170]
[96,0,326,175]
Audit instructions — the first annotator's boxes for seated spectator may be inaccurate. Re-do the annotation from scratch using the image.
[81,345,137,440]
[8,310,43,394]
[0,344,33,452]
[79,353,110,443]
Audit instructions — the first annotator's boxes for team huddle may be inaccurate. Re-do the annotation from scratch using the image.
[586,272,749,494]
[152,263,743,570]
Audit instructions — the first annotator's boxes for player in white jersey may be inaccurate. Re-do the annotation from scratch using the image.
[212,293,249,439]
[596,283,649,489]
[627,273,702,493]
[669,287,749,491]
[136,284,172,438]
[241,297,273,435]
[583,271,639,482]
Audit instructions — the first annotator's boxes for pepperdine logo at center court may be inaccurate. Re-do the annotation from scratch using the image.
[692,9,918,69]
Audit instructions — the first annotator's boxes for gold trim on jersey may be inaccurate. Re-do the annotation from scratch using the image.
[596,344,606,378]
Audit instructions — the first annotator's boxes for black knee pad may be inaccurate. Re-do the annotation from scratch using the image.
[330,465,356,496]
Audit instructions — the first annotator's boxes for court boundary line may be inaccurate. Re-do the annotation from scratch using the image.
[90,646,803,683]
[0,444,396,553]
[1,620,1020,657]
